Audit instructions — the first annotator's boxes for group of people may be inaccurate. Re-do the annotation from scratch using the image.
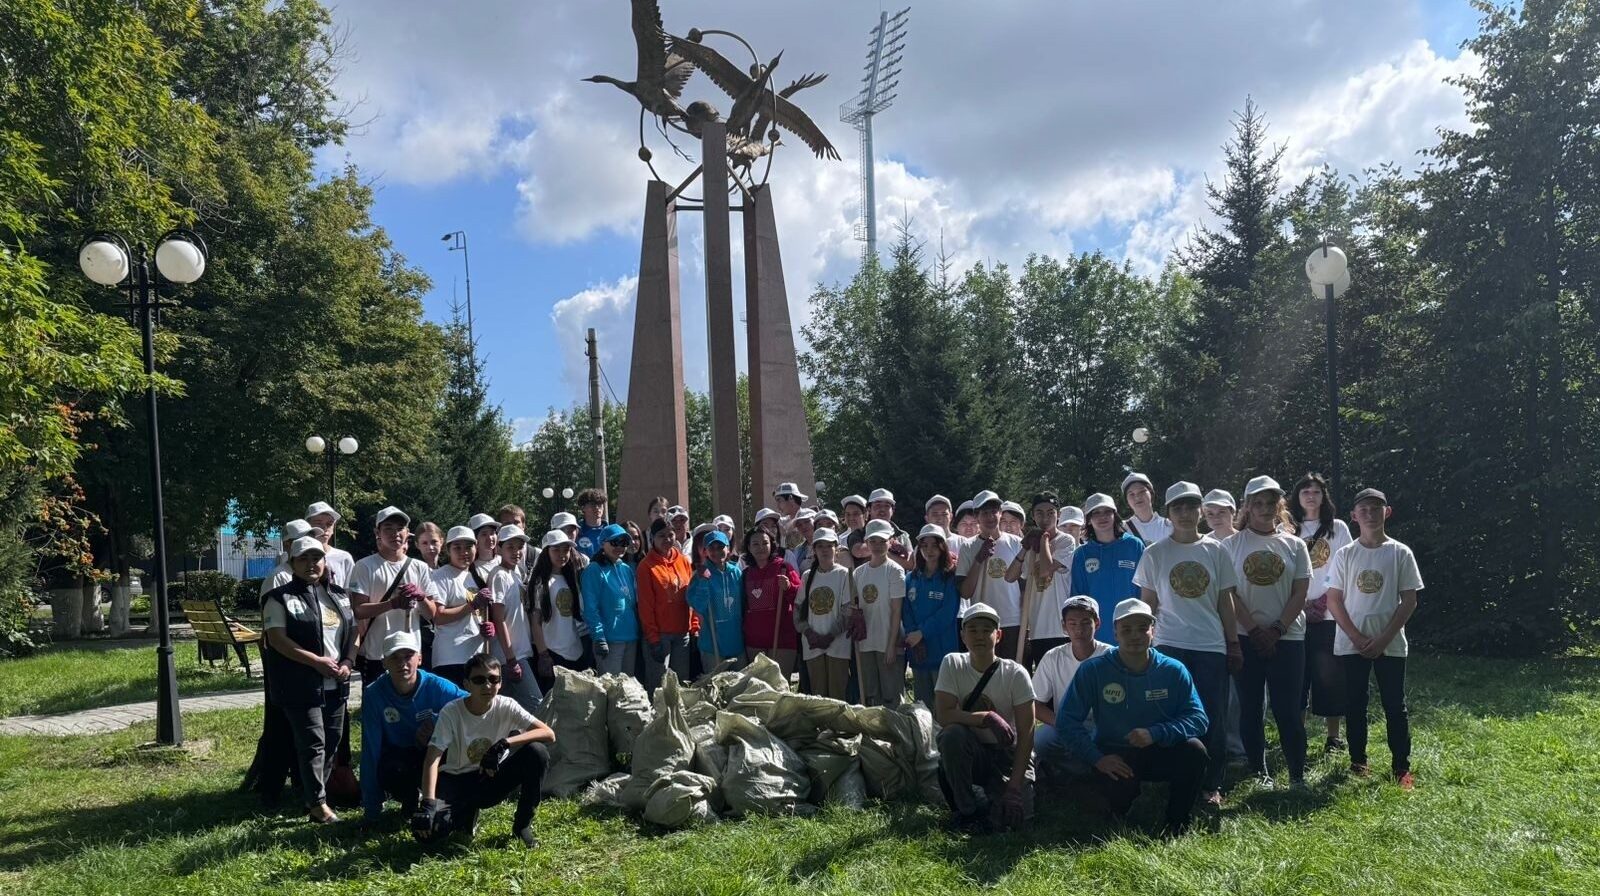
[247,471,1422,842]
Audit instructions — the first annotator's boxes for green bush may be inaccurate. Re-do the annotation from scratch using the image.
[233,578,262,611]
[179,571,237,610]
[0,586,40,658]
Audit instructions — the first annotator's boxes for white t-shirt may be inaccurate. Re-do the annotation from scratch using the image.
[1031,640,1112,717]
[537,574,584,662]
[1327,538,1423,658]
[260,563,292,596]
[262,584,349,690]
[489,566,533,661]
[428,695,539,776]
[851,559,905,654]
[797,565,853,661]
[1223,529,1313,641]
[954,532,1024,627]
[426,564,484,668]
[473,556,502,584]
[1020,533,1077,640]
[1125,513,1172,546]
[323,546,355,589]
[349,554,434,660]
[1133,536,1239,653]
[1300,519,1353,603]
[934,652,1036,719]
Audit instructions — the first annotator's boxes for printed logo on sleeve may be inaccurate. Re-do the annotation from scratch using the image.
[1102,683,1126,704]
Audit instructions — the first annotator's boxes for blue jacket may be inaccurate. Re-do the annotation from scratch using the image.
[902,568,961,672]
[359,670,468,821]
[580,559,640,643]
[1071,533,1145,642]
[1058,648,1208,763]
[575,521,609,559]
[686,561,744,659]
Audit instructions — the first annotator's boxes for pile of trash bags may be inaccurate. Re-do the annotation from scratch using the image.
[540,656,941,828]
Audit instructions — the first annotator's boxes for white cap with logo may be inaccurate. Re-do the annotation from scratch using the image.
[960,602,1000,626]
[304,501,340,523]
[550,512,578,530]
[289,536,326,559]
[1243,475,1283,498]
[1164,481,1203,505]
[864,519,895,541]
[445,525,475,545]
[1113,597,1155,623]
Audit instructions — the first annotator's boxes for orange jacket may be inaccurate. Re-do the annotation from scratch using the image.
[637,547,698,643]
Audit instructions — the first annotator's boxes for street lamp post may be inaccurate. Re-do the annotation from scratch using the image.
[78,229,208,747]
[1306,242,1352,503]
[305,435,359,503]
[441,230,476,373]
[541,486,575,519]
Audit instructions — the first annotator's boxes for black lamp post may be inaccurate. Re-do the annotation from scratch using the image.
[541,486,575,519]
[1306,242,1352,503]
[78,229,209,747]
[305,435,358,503]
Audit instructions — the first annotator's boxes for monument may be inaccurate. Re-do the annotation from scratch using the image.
[589,0,837,529]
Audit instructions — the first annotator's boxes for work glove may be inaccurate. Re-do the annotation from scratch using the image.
[536,651,554,676]
[506,661,524,683]
[480,738,512,775]
[410,798,449,843]
[1226,640,1244,674]
[471,590,493,611]
[1001,785,1026,828]
[594,639,610,659]
[907,641,928,666]
[389,583,420,612]
[977,710,1017,750]
[481,621,497,640]
[845,608,868,642]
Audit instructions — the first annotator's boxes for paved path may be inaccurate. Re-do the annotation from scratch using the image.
[0,677,364,737]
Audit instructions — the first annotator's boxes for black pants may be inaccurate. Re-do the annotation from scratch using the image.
[433,663,467,688]
[1095,739,1209,829]
[1025,637,1068,672]
[1236,639,1308,781]
[357,658,386,690]
[378,745,426,815]
[436,742,550,835]
[936,725,1016,817]
[1341,654,1410,773]
[1301,620,1345,718]
[285,698,346,808]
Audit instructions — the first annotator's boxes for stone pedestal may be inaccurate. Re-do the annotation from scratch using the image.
[743,184,815,509]
[701,123,744,529]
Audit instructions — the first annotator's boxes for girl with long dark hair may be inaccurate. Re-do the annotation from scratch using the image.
[1291,471,1353,753]
[526,530,587,694]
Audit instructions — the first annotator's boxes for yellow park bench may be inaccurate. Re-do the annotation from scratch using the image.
[180,599,263,677]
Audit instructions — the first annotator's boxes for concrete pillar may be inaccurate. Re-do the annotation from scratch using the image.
[702,123,744,529]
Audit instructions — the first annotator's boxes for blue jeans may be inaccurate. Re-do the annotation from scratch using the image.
[1160,646,1229,793]
[1032,722,1094,782]
[1235,639,1307,781]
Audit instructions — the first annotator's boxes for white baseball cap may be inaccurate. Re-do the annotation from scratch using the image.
[304,501,340,523]
[1113,597,1155,623]
[960,602,1000,626]
[712,514,735,529]
[811,527,839,545]
[384,629,421,658]
[1164,481,1203,505]
[864,519,894,541]
[1243,475,1284,498]
[754,507,781,525]
[282,519,314,541]
[445,525,476,545]
[497,524,528,544]
[793,508,817,522]
[1203,489,1237,509]
[1082,493,1117,516]
[540,529,573,549]
[289,535,326,559]
[374,506,409,528]
[1061,506,1086,525]
[550,512,578,530]
[925,494,952,512]
[1063,595,1099,617]
[668,505,689,520]
[467,513,497,532]
[868,488,895,505]
[840,494,867,510]
[814,508,839,526]
[915,523,948,543]
[1000,500,1025,518]
[971,490,1002,509]
[774,482,809,501]
[955,499,975,517]
[1121,472,1153,494]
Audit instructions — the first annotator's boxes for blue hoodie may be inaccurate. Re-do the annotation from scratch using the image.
[686,561,744,659]
[902,567,961,672]
[1057,648,1208,763]
[360,669,468,821]
[580,558,640,643]
[1071,532,1145,642]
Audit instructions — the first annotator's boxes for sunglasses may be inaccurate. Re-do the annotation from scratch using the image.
[468,675,502,686]
[606,538,632,547]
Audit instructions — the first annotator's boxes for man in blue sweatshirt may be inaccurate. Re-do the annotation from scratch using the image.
[360,629,468,826]
[1058,597,1209,836]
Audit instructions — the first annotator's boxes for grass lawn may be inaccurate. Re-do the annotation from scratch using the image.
[0,646,255,717]
[2,655,1600,894]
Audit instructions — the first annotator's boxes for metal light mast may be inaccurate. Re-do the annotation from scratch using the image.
[840,7,908,264]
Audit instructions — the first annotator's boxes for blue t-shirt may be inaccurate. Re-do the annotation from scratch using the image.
[902,568,961,672]
[1057,648,1208,763]
[575,521,609,559]
[360,670,469,820]
[1070,533,1145,643]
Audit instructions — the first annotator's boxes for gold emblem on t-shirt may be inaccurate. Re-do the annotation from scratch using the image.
[809,586,836,616]
[1169,560,1211,599]
[862,583,880,604]
[1357,569,1384,595]
[1243,550,1286,586]
[466,737,491,764]
[555,590,574,617]
[785,530,804,551]
[986,555,1006,578]
[321,601,341,627]
[1309,537,1331,569]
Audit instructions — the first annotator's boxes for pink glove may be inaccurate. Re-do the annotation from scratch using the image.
[481,621,497,640]
[845,608,868,641]
[472,590,493,611]
[506,661,523,682]
[978,710,1017,749]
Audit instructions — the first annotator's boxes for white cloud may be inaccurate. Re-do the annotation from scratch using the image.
[549,275,640,393]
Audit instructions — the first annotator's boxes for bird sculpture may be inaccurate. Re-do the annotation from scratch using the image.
[669,33,840,161]
[583,0,694,131]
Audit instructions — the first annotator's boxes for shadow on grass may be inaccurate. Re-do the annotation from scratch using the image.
[16,670,255,718]
[0,783,266,870]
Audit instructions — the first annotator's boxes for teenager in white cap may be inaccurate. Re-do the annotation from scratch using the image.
[549,512,590,570]
[924,494,954,534]
[1000,501,1027,538]
[902,524,962,708]
[856,488,913,567]
[1057,598,1209,836]
[1070,493,1144,645]
[358,630,467,827]
[466,513,500,581]
[1060,506,1086,543]
[1120,473,1172,545]
[851,519,908,706]
[1020,491,1077,670]
[1223,476,1313,788]
[421,526,493,688]
[305,501,355,587]
[1202,490,1238,538]
[934,602,1036,834]
[1326,487,1421,789]
[488,525,541,711]
[838,494,868,569]
[1291,471,1352,754]
[261,536,356,824]
[348,507,432,685]
[793,528,853,699]
[753,507,784,547]
[784,508,818,572]
[952,500,979,540]
[1132,481,1241,808]
[956,491,1025,659]
[1031,595,1113,782]
[261,519,315,596]
[773,481,809,552]
[526,530,587,693]
[668,505,691,552]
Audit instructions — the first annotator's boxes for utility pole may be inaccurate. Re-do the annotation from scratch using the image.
[587,328,608,503]
[840,8,909,265]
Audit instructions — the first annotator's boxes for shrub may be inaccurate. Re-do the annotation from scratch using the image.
[179,571,238,610]
[234,578,263,611]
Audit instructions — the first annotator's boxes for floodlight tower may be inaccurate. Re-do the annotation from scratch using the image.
[840,7,909,264]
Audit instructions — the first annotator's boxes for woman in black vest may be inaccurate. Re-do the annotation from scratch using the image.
[262,536,357,823]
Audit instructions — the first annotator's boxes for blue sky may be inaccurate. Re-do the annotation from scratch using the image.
[318,0,1485,444]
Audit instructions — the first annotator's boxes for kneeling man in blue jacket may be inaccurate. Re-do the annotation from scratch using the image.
[361,629,468,825]
[1057,597,1209,836]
